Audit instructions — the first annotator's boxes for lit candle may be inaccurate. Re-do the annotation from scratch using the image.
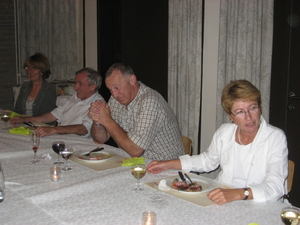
[142,211,156,225]
[50,167,61,182]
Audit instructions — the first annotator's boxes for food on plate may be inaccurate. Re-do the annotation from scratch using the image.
[77,152,113,161]
[171,178,202,192]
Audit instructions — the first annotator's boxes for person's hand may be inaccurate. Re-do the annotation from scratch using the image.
[10,116,25,125]
[34,127,56,137]
[207,188,244,205]
[89,100,111,125]
[147,160,174,174]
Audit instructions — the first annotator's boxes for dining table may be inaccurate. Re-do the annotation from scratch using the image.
[0,120,290,225]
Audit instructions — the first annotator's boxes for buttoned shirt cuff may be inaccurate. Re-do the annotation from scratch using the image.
[179,155,193,172]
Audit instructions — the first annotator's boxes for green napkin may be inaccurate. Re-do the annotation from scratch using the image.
[122,157,145,166]
[9,126,31,135]
[10,112,20,118]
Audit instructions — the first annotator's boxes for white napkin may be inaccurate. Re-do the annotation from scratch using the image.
[158,179,171,191]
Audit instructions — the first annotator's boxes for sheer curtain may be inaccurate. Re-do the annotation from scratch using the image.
[168,0,203,155]
[16,0,83,81]
[217,0,274,127]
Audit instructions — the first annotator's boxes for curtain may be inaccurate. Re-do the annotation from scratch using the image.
[17,0,83,81]
[168,0,203,155]
[217,0,274,127]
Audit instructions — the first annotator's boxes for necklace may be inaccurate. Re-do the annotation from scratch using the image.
[238,128,244,146]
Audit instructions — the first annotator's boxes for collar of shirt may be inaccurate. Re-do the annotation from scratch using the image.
[126,81,147,110]
[73,92,100,106]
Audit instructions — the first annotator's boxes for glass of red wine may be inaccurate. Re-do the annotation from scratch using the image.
[52,141,65,164]
[60,147,74,171]
[30,131,40,164]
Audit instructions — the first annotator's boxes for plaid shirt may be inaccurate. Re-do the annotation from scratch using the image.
[109,82,184,160]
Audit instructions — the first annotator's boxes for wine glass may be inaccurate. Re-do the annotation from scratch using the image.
[131,164,146,192]
[52,141,65,164]
[60,147,74,171]
[280,206,300,225]
[1,111,11,130]
[30,131,40,164]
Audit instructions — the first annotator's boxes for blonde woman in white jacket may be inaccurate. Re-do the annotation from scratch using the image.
[147,80,288,205]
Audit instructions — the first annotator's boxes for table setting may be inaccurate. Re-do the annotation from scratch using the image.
[0,116,295,225]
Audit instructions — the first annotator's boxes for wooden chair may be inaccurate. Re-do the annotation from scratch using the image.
[181,135,192,155]
[287,160,295,193]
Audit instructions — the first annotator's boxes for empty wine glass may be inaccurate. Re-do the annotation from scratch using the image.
[52,141,65,164]
[1,111,11,130]
[30,131,40,164]
[280,206,300,225]
[131,164,146,192]
[60,147,74,171]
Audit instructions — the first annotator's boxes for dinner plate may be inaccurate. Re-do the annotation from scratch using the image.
[166,175,216,194]
[73,150,114,163]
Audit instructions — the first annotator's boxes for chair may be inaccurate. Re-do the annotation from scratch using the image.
[181,135,192,155]
[287,160,295,193]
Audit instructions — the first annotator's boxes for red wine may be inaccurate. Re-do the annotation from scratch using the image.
[52,144,65,154]
[32,146,38,152]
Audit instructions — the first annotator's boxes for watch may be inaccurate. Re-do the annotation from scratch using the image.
[94,122,103,127]
[243,188,249,200]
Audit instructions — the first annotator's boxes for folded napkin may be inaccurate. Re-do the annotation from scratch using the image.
[158,179,171,191]
[122,157,145,166]
[10,111,20,118]
[9,126,31,135]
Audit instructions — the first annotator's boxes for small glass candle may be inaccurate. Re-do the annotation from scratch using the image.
[50,167,61,182]
[142,211,157,225]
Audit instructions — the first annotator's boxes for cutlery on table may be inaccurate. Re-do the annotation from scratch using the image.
[82,147,104,156]
[23,122,37,128]
[178,171,187,183]
[184,173,194,184]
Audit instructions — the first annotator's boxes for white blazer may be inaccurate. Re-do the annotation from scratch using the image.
[180,116,288,202]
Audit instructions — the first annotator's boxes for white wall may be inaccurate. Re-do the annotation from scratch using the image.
[84,0,98,70]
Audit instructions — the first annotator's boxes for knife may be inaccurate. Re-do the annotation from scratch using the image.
[178,171,187,183]
[82,147,104,156]
[23,122,36,128]
[184,173,194,184]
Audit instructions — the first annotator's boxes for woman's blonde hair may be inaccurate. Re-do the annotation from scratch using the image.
[221,79,261,114]
[23,53,51,79]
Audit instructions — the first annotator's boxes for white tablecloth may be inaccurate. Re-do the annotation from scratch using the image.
[0,121,289,225]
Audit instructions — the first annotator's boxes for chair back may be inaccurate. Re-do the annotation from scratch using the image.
[287,160,295,193]
[181,135,192,155]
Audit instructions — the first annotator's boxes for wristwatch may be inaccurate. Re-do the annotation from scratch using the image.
[94,122,103,127]
[243,188,249,200]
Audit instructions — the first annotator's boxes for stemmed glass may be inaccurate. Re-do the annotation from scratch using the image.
[52,141,65,164]
[60,147,74,171]
[30,131,40,164]
[280,206,300,225]
[131,164,146,192]
[1,111,11,130]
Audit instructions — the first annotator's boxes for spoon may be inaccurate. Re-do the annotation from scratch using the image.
[82,147,104,156]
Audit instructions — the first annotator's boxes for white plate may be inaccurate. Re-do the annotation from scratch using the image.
[166,175,216,194]
[73,150,114,163]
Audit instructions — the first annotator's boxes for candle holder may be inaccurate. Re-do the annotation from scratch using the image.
[50,167,61,182]
[142,211,157,225]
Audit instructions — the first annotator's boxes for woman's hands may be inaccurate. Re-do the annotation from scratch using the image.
[147,159,182,174]
[207,188,251,205]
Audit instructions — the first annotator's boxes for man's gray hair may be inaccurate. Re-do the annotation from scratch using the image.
[76,68,102,90]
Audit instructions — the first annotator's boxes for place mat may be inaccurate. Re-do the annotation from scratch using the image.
[146,174,230,207]
[71,151,128,171]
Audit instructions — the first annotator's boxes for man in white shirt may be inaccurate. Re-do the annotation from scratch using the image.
[10,68,105,138]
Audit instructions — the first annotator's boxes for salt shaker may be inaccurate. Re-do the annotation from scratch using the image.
[0,162,5,202]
